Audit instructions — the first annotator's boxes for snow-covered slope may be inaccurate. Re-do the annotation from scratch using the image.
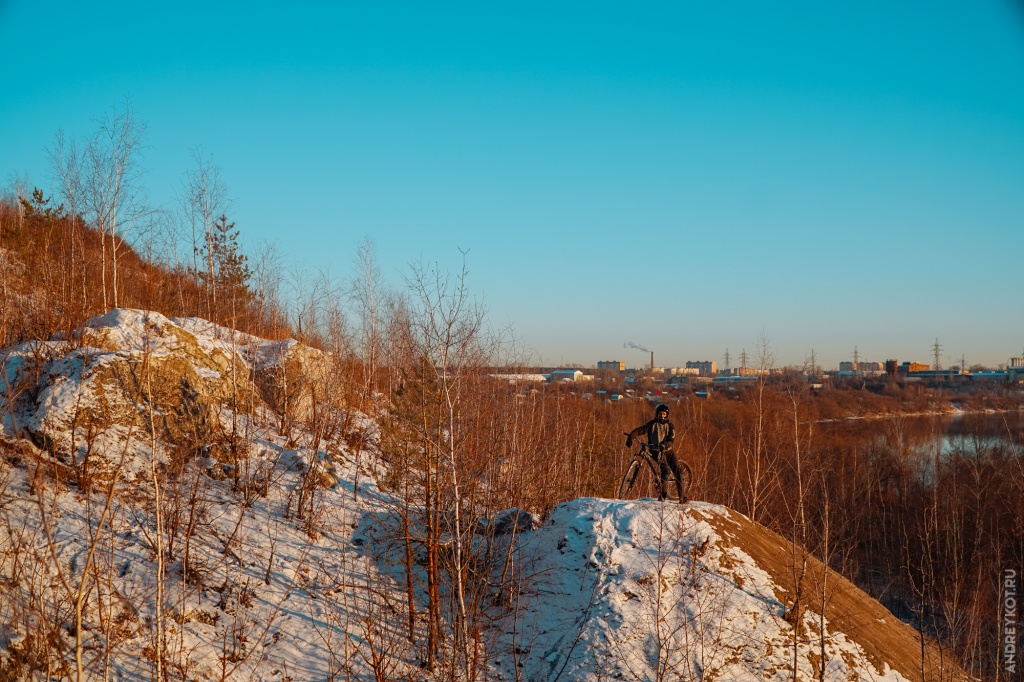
[0,311,967,681]
[492,498,964,682]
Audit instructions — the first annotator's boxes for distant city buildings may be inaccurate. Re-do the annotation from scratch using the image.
[713,374,760,385]
[493,350,1024,392]
[719,366,768,377]
[491,368,593,384]
[839,361,885,377]
[501,349,1024,396]
[489,373,548,384]
[685,360,717,377]
[900,362,931,375]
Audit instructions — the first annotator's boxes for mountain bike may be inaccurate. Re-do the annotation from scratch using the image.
[617,434,692,502]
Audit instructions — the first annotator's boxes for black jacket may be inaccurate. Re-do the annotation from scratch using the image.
[629,418,675,451]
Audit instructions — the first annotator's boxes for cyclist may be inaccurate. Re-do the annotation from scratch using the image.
[626,403,687,502]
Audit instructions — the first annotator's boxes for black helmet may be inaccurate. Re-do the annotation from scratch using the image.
[655,403,669,421]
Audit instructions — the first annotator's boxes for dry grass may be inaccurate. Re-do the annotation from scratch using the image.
[693,506,971,682]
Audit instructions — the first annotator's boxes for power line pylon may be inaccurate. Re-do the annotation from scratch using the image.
[932,338,943,370]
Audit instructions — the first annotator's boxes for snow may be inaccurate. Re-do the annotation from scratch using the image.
[0,310,933,680]
[172,316,312,371]
[488,498,910,682]
[0,460,915,680]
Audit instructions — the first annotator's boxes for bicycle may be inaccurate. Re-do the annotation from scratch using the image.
[617,433,692,502]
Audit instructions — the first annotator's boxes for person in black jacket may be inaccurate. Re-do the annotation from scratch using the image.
[626,403,686,502]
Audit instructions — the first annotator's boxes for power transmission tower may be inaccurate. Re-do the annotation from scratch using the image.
[932,338,943,370]
[740,348,749,370]
[809,348,817,375]
[724,348,730,371]
[853,346,860,368]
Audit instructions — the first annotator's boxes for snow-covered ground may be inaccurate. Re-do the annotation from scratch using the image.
[487,497,919,682]
[0,311,964,681]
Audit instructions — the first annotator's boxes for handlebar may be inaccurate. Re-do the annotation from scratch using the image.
[624,432,655,450]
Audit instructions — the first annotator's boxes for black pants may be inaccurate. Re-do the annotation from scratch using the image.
[655,448,685,501]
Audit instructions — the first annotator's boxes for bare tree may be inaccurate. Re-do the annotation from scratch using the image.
[249,239,287,338]
[179,147,230,318]
[740,336,776,523]
[48,131,89,322]
[385,253,489,677]
[352,236,386,412]
[65,100,149,310]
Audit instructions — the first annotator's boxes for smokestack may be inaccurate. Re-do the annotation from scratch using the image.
[651,351,654,371]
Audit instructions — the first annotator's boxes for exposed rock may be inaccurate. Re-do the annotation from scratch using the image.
[173,317,346,428]
[0,310,277,480]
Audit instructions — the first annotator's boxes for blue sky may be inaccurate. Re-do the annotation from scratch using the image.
[2,1,1023,368]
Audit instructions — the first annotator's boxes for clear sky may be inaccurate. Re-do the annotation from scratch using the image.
[2,1,1023,369]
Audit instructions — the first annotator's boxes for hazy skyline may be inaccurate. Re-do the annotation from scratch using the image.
[2,2,1023,368]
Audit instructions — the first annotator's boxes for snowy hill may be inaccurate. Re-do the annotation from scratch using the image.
[493,497,965,682]
[0,311,967,681]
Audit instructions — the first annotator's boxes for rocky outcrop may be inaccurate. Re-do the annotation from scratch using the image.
[0,309,333,480]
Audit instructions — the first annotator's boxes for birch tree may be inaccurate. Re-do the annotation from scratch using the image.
[180,148,230,318]
[83,102,148,310]
[50,100,149,310]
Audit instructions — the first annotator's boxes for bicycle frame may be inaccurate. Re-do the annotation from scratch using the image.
[619,432,691,500]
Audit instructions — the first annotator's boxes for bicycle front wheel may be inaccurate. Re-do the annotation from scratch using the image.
[618,457,643,498]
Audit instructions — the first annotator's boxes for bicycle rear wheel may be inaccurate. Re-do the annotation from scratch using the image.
[658,460,693,502]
